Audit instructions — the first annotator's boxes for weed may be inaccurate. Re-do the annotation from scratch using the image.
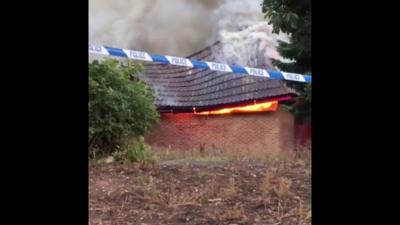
[296,198,312,222]
[219,202,246,221]
[127,136,146,162]
[274,177,293,199]
[260,171,275,196]
[203,176,219,199]
[221,177,238,200]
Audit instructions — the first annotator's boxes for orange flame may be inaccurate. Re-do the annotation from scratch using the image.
[194,101,279,115]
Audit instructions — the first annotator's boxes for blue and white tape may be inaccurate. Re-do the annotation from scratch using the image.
[89,44,312,83]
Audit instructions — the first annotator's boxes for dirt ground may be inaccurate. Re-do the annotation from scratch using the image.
[89,157,311,225]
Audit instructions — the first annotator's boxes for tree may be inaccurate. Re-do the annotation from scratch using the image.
[262,0,311,123]
[89,59,159,157]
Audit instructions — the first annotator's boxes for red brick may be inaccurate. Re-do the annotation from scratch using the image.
[145,110,295,155]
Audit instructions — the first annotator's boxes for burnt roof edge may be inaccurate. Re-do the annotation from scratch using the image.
[185,41,221,58]
[157,94,296,114]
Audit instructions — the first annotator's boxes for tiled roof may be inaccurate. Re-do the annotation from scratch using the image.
[139,42,296,112]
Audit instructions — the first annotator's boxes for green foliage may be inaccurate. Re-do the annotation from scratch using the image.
[127,136,157,163]
[262,0,311,70]
[108,136,157,164]
[89,59,159,156]
[128,136,146,162]
[262,0,311,123]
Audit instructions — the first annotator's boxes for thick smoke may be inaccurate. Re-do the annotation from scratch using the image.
[89,0,294,106]
[212,0,291,67]
[89,0,291,66]
[89,0,223,56]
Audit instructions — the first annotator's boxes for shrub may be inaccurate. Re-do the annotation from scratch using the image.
[89,59,159,157]
[128,136,146,162]
[127,136,157,163]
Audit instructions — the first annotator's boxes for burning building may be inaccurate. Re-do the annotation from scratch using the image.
[139,42,298,155]
[89,0,311,155]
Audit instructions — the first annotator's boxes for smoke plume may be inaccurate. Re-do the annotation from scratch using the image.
[89,0,223,56]
[89,0,291,66]
[212,0,291,67]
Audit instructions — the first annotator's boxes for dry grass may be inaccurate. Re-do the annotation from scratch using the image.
[221,177,238,200]
[275,177,294,199]
[155,146,234,162]
[218,202,246,221]
[90,149,311,225]
[153,145,311,164]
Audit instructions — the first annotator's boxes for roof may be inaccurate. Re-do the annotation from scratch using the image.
[139,42,296,113]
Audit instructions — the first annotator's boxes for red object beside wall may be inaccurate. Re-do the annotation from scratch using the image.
[295,123,312,148]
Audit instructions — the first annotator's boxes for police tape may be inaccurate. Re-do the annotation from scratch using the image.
[89,44,312,83]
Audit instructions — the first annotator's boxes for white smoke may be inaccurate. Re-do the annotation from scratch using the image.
[89,0,223,56]
[89,0,292,67]
[212,0,292,67]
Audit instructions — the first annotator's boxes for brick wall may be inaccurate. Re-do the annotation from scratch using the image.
[145,110,295,156]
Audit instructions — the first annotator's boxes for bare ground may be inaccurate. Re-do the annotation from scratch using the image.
[89,158,311,225]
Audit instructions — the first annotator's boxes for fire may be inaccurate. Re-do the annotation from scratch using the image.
[194,101,278,115]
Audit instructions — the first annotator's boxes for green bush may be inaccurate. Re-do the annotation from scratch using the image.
[127,136,157,163]
[89,59,159,157]
[128,136,145,162]
[107,136,157,164]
